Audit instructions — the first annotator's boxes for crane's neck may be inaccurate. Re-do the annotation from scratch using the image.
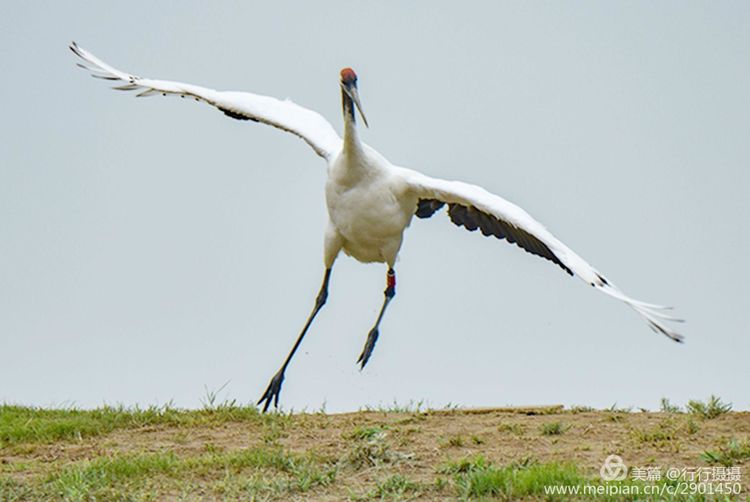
[342,90,362,153]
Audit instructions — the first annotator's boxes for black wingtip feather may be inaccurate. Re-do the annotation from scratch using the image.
[219,107,259,122]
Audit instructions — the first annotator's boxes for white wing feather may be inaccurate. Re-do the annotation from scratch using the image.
[70,42,342,159]
[398,167,684,342]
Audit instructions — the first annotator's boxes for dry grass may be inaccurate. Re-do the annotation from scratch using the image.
[1,404,749,500]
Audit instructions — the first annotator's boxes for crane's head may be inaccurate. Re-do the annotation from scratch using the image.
[340,68,369,127]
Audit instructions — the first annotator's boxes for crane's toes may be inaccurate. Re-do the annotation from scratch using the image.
[257,370,285,413]
[357,327,380,370]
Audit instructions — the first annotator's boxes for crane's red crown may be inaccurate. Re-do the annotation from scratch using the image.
[340,68,357,85]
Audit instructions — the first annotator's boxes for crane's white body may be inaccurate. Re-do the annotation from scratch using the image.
[326,142,416,267]
[70,42,683,347]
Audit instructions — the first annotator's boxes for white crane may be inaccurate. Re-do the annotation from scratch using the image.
[70,42,683,411]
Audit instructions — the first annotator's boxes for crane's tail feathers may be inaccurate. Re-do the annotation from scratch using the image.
[558,247,684,342]
[626,303,684,342]
[598,286,683,321]
[641,311,684,343]
[593,279,684,342]
[640,310,684,322]
[596,285,672,311]
[70,42,131,82]
[70,42,212,104]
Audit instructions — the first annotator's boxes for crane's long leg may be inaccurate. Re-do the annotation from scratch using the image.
[358,268,396,369]
[257,268,332,412]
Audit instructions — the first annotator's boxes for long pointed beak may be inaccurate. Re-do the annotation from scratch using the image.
[343,84,369,128]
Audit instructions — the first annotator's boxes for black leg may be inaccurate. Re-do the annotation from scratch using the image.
[258,268,332,412]
[358,268,396,369]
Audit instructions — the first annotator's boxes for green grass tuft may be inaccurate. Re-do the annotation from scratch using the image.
[631,420,679,445]
[438,455,490,475]
[348,425,387,441]
[686,395,732,419]
[454,461,583,499]
[701,438,750,467]
[684,417,700,435]
[369,474,424,499]
[497,422,525,435]
[569,405,595,414]
[540,421,567,436]
[660,398,682,413]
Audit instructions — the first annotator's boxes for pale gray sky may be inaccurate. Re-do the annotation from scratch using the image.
[1,2,748,412]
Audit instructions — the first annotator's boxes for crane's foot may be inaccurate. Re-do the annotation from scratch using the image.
[357,327,380,370]
[257,370,285,412]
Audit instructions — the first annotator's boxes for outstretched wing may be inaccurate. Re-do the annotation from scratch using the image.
[399,167,684,342]
[70,42,342,159]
